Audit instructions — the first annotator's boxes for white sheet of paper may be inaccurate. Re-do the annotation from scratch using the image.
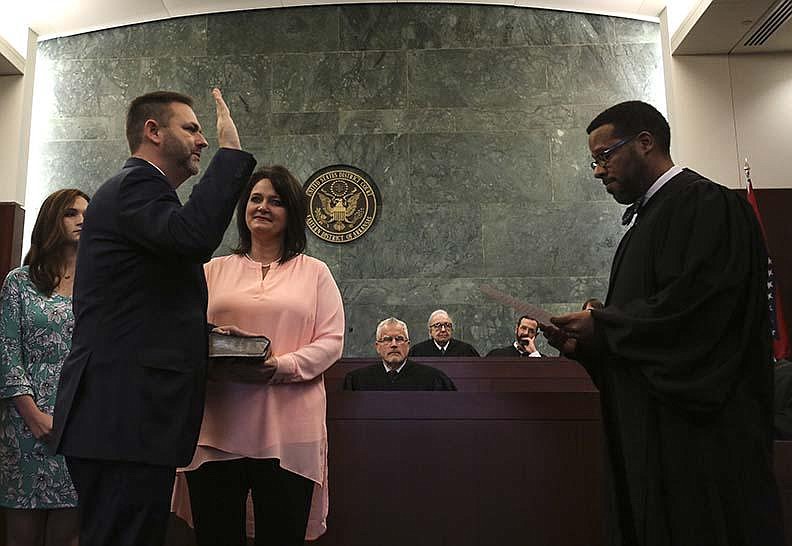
[479,284,553,326]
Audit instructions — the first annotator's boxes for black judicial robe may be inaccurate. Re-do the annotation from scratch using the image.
[486,345,545,358]
[774,361,792,440]
[409,338,480,357]
[342,360,457,391]
[582,169,784,546]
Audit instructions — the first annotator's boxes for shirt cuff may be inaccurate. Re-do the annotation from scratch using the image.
[269,355,297,384]
[0,384,34,401]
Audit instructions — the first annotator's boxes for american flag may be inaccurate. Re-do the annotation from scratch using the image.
[744,161,790,360]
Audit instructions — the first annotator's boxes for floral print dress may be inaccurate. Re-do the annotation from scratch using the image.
[0,266,77,508]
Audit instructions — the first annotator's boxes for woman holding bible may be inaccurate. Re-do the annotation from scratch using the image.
[180,165,345,546]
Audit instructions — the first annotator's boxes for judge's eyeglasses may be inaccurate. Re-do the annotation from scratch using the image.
[430,322,453,330]
[590,134,638,170]
[377,336,409,344]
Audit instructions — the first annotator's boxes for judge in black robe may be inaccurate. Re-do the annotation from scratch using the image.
[345,316,456,391]
[486,344,544,358]
[547,101,784,546]
[409,338,479,357]
[486,315,544,358]
[343,359,456,391]
[409,309,480,357]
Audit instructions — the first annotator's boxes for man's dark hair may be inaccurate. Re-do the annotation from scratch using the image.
[586,101,671,156]
[233,166,307,263]
[126,91,194,153]
[516,315,538,328]
[582,298,604,311]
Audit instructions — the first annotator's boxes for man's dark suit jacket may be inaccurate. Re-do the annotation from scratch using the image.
[408,338,480,357]
[52,149,256,468]
[343,360,457,391]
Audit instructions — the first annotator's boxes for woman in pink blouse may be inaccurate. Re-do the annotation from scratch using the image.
[181,165,344,545]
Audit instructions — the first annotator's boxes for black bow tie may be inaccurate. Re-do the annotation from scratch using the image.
[621,197,644,226]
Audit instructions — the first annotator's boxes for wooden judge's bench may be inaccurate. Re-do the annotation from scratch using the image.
[309,357,792,546]
[0,358,788,545]
[158,357,792,545]
[316,357,604,546]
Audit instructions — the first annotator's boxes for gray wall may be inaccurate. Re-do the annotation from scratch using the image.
[31,5,663,356]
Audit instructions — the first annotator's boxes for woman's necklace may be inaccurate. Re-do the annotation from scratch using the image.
[244,253,276,268]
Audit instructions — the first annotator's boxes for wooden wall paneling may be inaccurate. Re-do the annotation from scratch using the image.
[0,202,24,282]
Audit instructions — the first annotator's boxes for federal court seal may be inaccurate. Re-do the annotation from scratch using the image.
[303,165,381,244]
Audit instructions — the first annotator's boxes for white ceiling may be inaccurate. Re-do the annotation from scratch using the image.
[26,0,667,40]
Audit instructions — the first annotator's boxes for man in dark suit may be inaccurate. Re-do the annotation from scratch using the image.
[52,89,256,546]
[343,317,456,391]
[486,315,543,358]
[408,309,479,357]
[546,101,783,545]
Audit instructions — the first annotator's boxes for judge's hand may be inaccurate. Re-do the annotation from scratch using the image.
[208,356,277,384]
[212,88,241,150]
[551,311,594,345]
[542,322,579,356]
[521,335,538,354]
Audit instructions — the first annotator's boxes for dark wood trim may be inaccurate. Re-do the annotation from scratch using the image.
[0,202,24,282]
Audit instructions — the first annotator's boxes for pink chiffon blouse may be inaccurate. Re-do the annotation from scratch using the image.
[172,253,344,539]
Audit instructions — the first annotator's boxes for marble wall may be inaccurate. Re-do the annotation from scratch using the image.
[30,5,663,356]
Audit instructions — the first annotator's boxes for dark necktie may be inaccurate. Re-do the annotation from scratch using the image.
[621,196,645,226]
[387,369,398,380]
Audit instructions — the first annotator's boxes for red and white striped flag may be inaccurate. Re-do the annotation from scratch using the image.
[745,161,790,360]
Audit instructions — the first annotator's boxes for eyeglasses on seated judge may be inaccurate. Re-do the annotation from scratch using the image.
[430,322,453,330]
[377,336,409,344]
[590,133,638,170]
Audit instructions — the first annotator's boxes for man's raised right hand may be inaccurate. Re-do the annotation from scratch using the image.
[212,87,241,150]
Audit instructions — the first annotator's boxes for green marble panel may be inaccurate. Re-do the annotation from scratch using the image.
[451,105,575,133]
[36,140,130,196]
[207,7,339,55]
[338,109,455,135]
[409,132,551,204]
[338,275,608,307]
[47,59,145,119]
[269,112,339,136]
[614,18,661,44]
[339,5,615,50]
[123,17,208,58]
[409,48,551,109]
[37,27,131,60]
[481,201,626,277]
[250,133,409,206]
[548,43,665,107]
[334,203,484,279]
[551,127,610,202]
[272,51,407,113]
[44,117,122,141]
[193,55,272,136]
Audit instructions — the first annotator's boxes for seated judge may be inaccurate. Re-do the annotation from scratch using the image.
[408,310,479,357]
[486,315,543,358]
[343,318,456,391]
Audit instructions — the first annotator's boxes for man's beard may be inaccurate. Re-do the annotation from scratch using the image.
[164,136,199,177]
